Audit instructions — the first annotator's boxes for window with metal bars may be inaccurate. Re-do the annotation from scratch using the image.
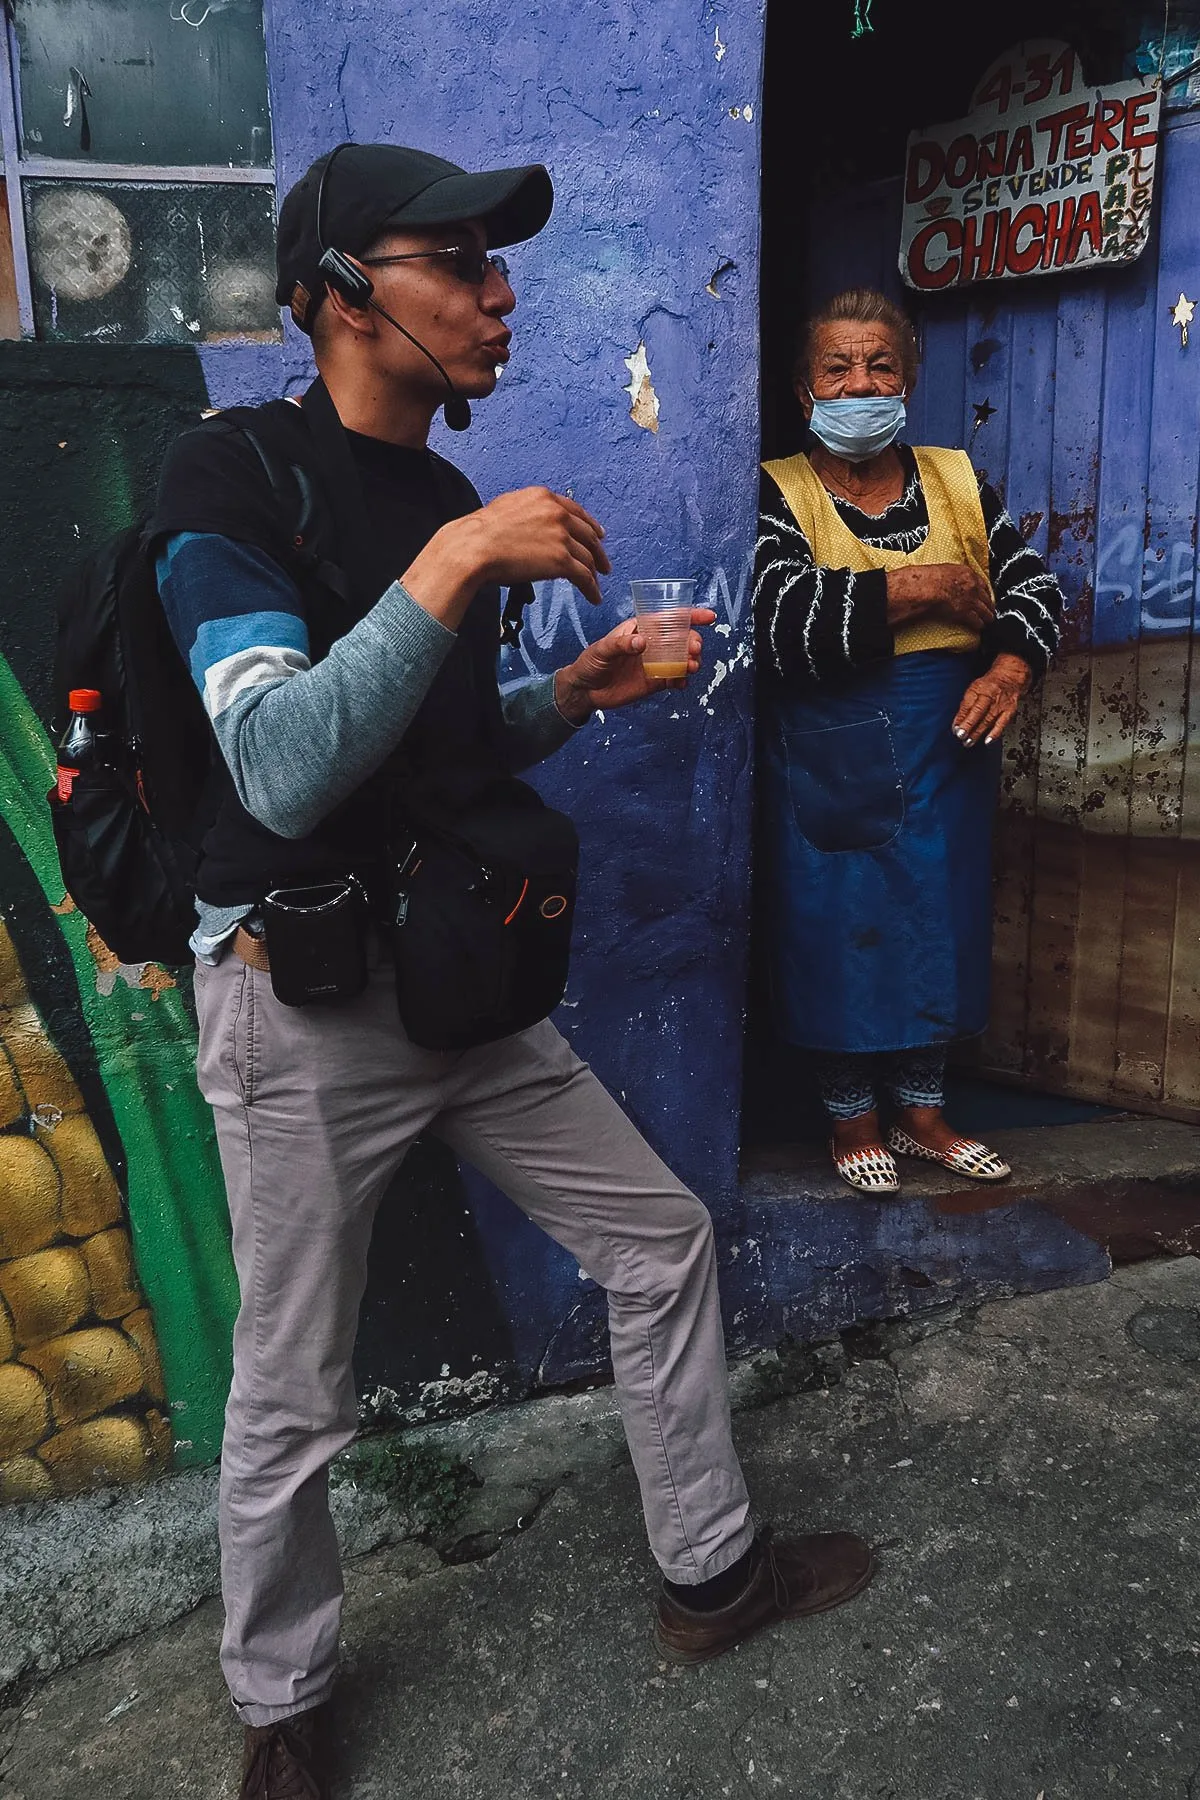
[0,0,279,344]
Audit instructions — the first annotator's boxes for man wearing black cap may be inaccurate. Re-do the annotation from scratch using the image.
[151,143,875,1799]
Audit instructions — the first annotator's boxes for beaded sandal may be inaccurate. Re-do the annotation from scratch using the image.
[887,1128,1011,1182]
[831,1141,900,1195]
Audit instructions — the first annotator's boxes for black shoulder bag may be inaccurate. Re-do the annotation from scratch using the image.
[386,766,578,1051]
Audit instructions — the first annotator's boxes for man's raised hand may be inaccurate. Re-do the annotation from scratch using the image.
[468,487,611,609]
[401,486,610,631]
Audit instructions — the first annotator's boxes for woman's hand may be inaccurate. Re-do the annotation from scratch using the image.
[886,563,995,631]
[953,652,1032,746]
[554,609,716,721]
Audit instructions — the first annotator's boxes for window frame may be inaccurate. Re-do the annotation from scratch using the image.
[0,6,276,341]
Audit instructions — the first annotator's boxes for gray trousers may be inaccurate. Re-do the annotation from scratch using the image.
[194,953,754,1726]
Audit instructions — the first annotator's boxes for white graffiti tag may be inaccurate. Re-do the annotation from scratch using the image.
[1093,522,1198,638]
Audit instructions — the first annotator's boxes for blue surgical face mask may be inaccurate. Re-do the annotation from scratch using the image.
[806,392,907,463]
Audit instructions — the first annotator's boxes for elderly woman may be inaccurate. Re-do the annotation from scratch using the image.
[755,289,1062,1195]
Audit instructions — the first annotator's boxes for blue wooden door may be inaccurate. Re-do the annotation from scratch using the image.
[805,102,1200,1118]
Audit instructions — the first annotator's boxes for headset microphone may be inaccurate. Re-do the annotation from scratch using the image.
[439,391,473,433]
[315,147,472,431]
[364,295,472,431]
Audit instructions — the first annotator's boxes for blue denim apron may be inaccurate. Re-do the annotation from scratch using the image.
[762,650,1000,1054]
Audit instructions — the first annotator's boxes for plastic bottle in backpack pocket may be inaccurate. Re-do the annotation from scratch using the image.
[55,689,105,802]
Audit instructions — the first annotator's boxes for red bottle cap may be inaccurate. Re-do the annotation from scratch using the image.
[67,688,102,713]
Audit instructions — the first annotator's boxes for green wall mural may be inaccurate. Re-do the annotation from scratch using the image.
[0,346,238,1490]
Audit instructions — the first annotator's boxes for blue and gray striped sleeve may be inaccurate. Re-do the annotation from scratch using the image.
[156,531,455,839]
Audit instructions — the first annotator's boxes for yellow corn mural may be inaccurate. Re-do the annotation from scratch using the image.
[0,921,170,1501]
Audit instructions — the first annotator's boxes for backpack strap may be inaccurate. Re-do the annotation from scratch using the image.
[197,403,353,607]
[297,377,380,609]
[238,422,315,539]
[239,422,352,606]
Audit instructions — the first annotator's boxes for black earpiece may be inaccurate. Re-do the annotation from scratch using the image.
[315,143,472,431]
[317,245,374,309]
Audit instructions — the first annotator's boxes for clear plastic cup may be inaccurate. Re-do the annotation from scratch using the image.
[630,579,696,681]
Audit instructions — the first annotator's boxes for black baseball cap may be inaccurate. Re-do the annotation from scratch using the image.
[276,141,553,333]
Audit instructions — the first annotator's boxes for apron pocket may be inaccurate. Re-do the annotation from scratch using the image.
[781,715,905,852]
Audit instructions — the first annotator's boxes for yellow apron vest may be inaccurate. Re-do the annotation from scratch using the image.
[760,446,992,656]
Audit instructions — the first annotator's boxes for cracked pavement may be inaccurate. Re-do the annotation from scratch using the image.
[3,1257,1200,1799]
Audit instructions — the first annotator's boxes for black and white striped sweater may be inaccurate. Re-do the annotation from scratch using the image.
[754,445,1063,689]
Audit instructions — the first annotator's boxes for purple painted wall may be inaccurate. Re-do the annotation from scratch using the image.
[0,0,1153,1523]
[0,5,1125,1489]
[274,0,763,1185]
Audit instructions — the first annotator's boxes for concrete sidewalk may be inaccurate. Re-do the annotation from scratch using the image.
[3,1256,1200,1800]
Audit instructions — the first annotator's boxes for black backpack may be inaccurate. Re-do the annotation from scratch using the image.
[48,415,324,966]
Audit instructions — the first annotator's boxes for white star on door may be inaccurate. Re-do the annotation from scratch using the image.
[1171,293,1196,347]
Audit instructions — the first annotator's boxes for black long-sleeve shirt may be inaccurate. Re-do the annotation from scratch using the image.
[755,446,1063,689]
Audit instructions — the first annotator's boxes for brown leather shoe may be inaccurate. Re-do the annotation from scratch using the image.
[239,1702,330,1799]
[654,1528,876,1665]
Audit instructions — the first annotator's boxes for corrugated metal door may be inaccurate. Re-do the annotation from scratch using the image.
[804,103,1200,1119]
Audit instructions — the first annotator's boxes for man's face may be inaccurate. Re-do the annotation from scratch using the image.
[352,217,516,402]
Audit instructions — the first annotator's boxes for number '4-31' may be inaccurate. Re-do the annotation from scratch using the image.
[977,46,1077,115]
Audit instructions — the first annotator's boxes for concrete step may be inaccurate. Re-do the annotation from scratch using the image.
[742,1116,1200,1255]
[725,1119,1200,1353]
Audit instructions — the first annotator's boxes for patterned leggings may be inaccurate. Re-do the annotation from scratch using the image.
[814,1048,947,1121]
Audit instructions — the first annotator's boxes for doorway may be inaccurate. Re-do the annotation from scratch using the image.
[744,0,1200,1168]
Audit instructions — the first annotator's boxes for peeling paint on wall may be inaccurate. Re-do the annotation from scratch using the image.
[706,259,737,299]
[697,641,753,716]
[623,341,660,433]
[81,918,178,1003]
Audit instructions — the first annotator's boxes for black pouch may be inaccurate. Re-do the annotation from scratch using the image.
[261,877,368,1007]
[390,773,578,1052]
[48,763,199,967]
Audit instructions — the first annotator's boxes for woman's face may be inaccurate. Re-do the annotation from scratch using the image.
[798,321,911,418]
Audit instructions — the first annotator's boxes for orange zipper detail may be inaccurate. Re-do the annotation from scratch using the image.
[504,878,530,926]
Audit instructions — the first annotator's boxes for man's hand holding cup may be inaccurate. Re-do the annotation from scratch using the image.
[554,607,717,723]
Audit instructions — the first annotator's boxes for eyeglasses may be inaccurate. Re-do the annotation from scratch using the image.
[360,246,511,286]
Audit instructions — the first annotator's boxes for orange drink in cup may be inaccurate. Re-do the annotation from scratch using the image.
[630,580,696,680]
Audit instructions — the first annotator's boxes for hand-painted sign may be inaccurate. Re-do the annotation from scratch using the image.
[900,41,1160,291]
